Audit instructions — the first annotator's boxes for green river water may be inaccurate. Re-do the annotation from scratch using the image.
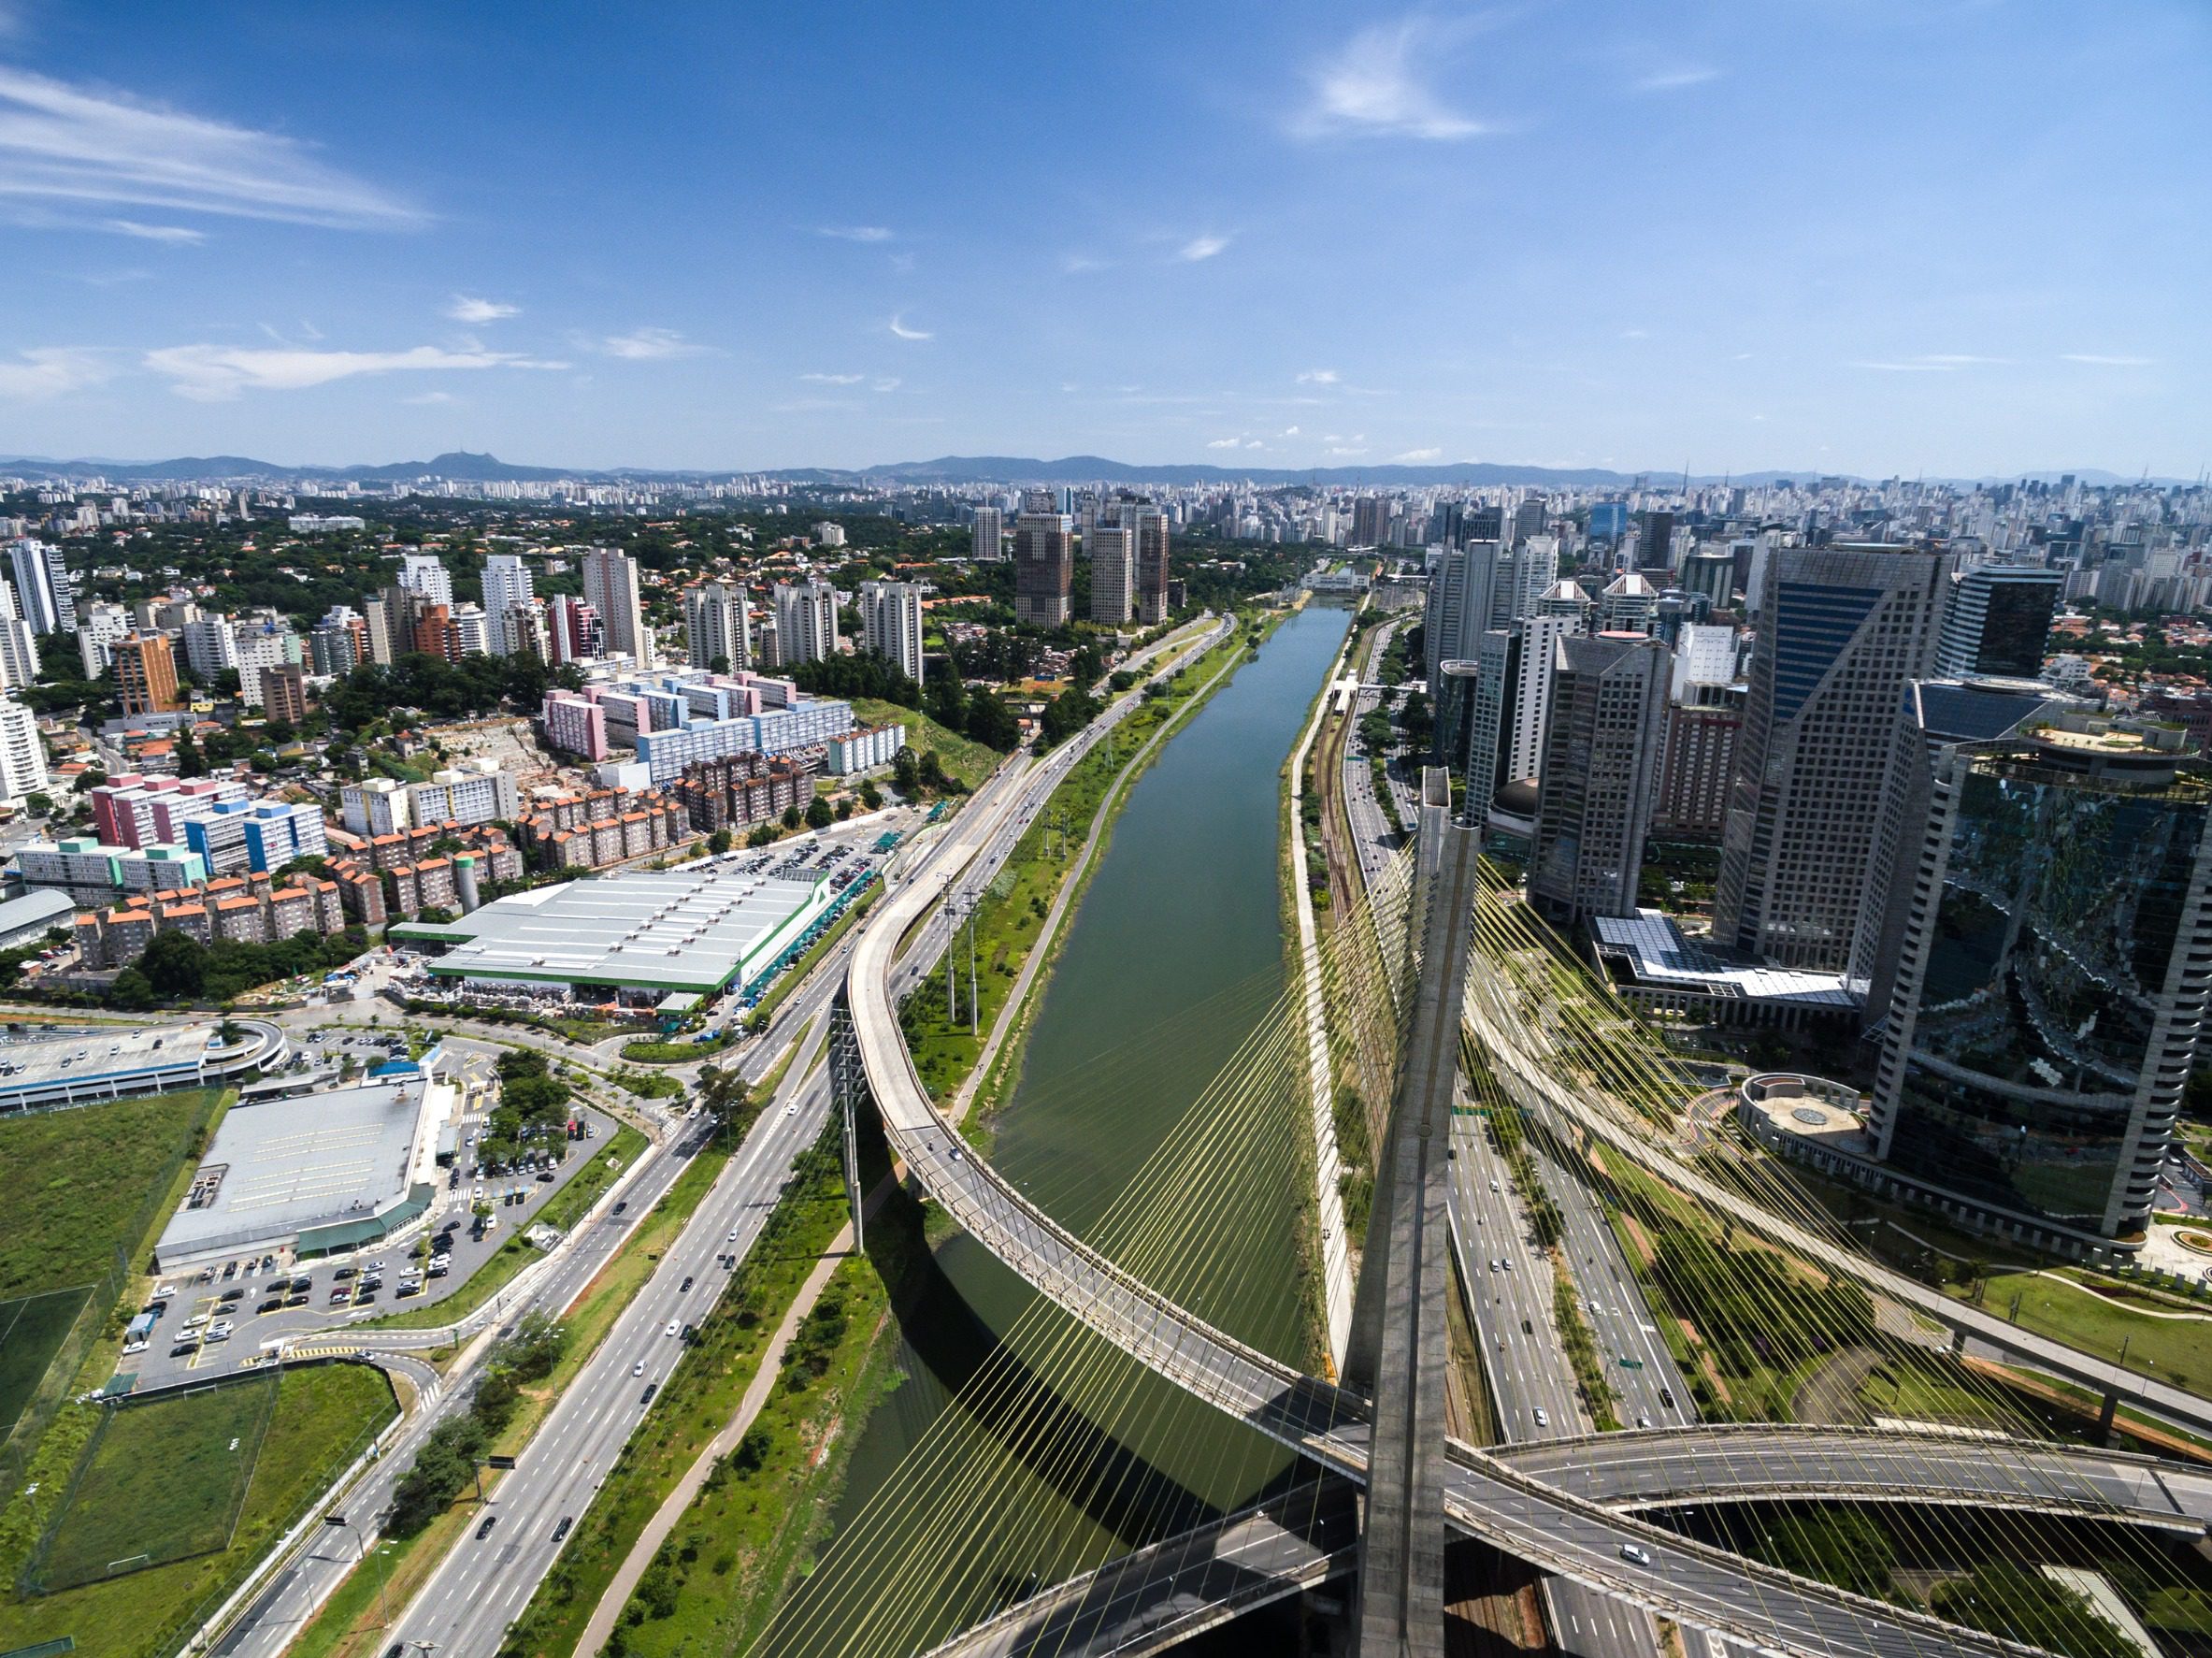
[774,603,1355,1653]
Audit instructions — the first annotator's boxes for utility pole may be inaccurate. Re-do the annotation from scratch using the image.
[967,897,979,1037]
[946,904,959,1026]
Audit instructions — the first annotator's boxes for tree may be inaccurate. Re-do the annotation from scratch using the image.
[140,929,208,999]
[805,797,833,830]
[858,780,883,811]
[834,797,853,821]
[175,729,208,778]
[964,692,1020,752]
[110,968,158,1010]
[917,750,947,792]
[892,747,920,796]
[781,803,802,829]
[708,828,734,855]
[72,767,108,795]
[23,792,51,817]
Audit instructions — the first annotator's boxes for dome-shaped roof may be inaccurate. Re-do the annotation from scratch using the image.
[1493,776,1541,815]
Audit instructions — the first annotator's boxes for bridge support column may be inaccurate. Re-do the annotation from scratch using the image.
[828,989,868,1254]
[1349,767,1477,1658]
[2097,1389,2119,1444]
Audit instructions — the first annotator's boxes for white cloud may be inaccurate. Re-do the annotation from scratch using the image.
[1298,368,1340,384]
[872,377,901,393]
[1392,446,1443,462]
[1245,440,1265,449]
[2062,353,2154,367]
[0,346,110,399]
[800,371,865,385]
[1619,327,1650,340]
[446,295,518,324]
[1177,233,1230,262]
[820,224,893,242]
[888,313,932,341]
[1282,425,1300,437]
[1296,21,1488,141]
[1060,252,1107,274]
[599,327,709,360]
[1326,445,1369,456]
[403,390,456,405]
[0,65,421,227]
[1206,436,1243,449]
[102,218,202,243]
[1635,65,1721,93]
[1852,353,2005,372]
[143,342,563,400]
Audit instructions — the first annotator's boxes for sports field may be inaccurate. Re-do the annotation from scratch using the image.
[0,1287,93,1437]
[32,1374,281,1591]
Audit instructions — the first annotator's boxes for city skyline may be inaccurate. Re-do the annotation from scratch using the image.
[0,1,2203,478]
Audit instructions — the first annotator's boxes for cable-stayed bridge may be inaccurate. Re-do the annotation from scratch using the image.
[816,740,2212,1658]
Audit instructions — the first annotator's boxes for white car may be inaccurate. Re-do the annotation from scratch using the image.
[784,1103,797,1117]
[1533,1407,1549,1427]
[726,1230,738,1244]
[665,1319,680,1337]
[633,1359,646,1376]
[1619,1543,1652,1566]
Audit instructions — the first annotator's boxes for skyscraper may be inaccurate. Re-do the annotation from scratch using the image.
[115,633,180,714]
[1869,715,2212,1248]
[546,595,601,665]
[972,506,1004,562]
[398,552,453,607]
[1013,509,1074,628]
[1713,544,1954,971]
[7,539,73,636]
[582,547,653,666]
[773,580,838,668]
[1131,503,1171,626]
[0,582,40,689]
[1934,564,2062,680]
[683,581,752,673]
[1528,633,1670,926]
[1636,510,1677,573]
[858,580,926,684]
[482,554,534,656]
[0,698,50,807]
[1089,526,1133,625]
[1352,497,1393,548]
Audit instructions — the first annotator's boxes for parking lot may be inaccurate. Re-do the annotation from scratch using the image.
[119,1089,621,1387]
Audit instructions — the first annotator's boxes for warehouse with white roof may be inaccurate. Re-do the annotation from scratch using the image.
[390,865,832,1002]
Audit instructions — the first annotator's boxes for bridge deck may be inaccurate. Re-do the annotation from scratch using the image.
[846,737,2175,1658]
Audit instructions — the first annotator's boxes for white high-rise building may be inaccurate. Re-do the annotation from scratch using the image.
[582,547,653,667]
[0,582,38,690]
[0,699,49,806]
[858,580,926,684]
[232,623,297,710]
[180,614,238,681]
[971,506,1004,562]
[450,603,493,656]
[481,554,534,656]
[682,581,751,672]
[7,539,73,636]
[398,552,453,607]
[77,599,132,678]
[773,580,838,669]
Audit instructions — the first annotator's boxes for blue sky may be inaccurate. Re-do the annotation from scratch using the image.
[0,0,2205,477]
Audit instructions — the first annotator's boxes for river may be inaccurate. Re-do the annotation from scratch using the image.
[770,603,1355,1654]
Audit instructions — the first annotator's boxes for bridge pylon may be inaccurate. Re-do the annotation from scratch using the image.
[828,988,869,1253]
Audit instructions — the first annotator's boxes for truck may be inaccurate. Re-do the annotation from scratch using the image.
[125,1310,157,1345]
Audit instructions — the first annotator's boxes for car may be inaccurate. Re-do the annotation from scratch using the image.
[219,1287,244,1303]
[679,1276,694,1292]
[726,1229,739,1244]
[208,1319,233,1336]
[1532,1407,1549,1427]
[170,1340,200,1358]
[285,1292,310,1308]
[633,1359,646,1377]
[785,1103,797,1117]
[122,1338,149,1356]
[335,1266,355,1280]
[396,1283,420,1298]
[290,1276,312,1293]
[552,1516,574,1543]
[205,1328,231,1344]
[1521,1318,1534,1335]
[1659,1388,1676,1409]
[1619,1543,1652,1566]
[1488,1178,1501,1192]
[257,1298,283,1315]
[476,1515,497,1541]
[665,1319,680,1337]
[612,1200,627,1215]
[222,1261,237,1279]
[640,1383,657,1405]
[182,1312,209,1330]
[1636,1414,1651,1429]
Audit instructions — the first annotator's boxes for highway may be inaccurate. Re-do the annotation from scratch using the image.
[319,616,1234,1657]
[845,699,2069,1658]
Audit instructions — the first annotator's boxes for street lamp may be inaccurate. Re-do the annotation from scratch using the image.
[323,1514,391,1628]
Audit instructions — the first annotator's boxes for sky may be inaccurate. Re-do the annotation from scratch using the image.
[0,0,2205,479]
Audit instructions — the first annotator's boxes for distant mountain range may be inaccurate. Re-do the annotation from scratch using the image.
[0,449,2182,491]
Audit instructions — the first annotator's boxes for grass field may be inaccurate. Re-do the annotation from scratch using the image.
[36,1375,281,1590]
[0,1287,93,1438]
[850,698,1000,792]
[1969,1271,2212,1394]
[0,1089,223,1300]
[0,1362,395,1658]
